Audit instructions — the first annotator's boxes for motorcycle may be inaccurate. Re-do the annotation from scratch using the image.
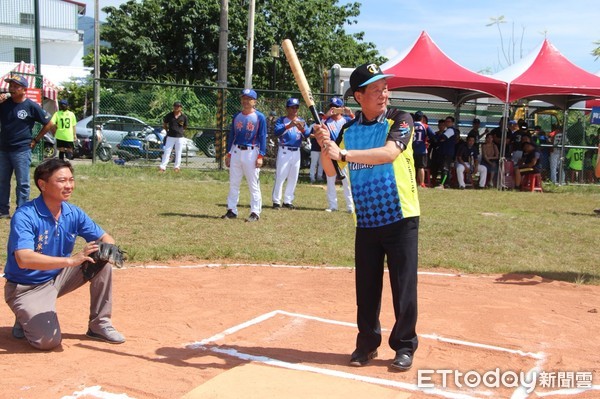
[114,129,168,161]
[42,132,57,159]
[115,128,198,162]
[73,124,113,162]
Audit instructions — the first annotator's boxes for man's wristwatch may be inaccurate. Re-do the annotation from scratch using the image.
[340,149,348,162]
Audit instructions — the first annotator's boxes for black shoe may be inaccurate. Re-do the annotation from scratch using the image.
[0,213,10,219]
[390,352,413,371]
[273,203,281,210]
[12,320,24,339]
[245,212,260,222]
[221,209,237,219]
[282,203,295,210]
[349,349,378,367]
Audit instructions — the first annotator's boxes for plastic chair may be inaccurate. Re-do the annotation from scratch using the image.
[521,173,543,192]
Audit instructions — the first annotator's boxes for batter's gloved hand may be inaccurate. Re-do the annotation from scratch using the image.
[81,242,126,281]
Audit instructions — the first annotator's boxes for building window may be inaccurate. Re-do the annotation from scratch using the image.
[20,13,35,25]
[14,48,31,63]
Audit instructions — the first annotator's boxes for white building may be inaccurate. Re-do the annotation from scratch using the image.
[0,0,91,85]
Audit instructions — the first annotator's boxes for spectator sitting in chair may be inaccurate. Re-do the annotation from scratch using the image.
[514,137,541,188]
[455,135,487,189]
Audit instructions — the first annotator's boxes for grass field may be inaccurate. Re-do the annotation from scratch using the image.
[1,162,598,284]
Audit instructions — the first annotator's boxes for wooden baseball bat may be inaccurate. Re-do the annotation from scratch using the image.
[281,39,345,180]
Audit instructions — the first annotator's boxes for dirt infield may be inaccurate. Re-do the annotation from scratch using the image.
[0,264,598,399]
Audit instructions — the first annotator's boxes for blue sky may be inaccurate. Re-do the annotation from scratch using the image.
[84,0,600,74]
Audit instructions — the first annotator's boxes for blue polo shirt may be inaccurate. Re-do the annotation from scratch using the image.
[4,196,104,284]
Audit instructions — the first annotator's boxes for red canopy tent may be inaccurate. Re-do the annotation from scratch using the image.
[381,31,507,104]
[0,61,59,101]
[493,39,600,108]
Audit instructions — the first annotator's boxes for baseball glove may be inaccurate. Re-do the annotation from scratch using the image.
[81,242,126,281]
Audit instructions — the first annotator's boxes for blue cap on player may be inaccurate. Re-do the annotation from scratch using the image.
[286,98,300,107]
[241,88,257,100]
[4,74,28,88]
[59,99,69,106]
[329,97,344,107]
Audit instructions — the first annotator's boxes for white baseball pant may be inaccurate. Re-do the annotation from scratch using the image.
[226,145,262,215]
[272,146,301,205]
[160,136,186,170]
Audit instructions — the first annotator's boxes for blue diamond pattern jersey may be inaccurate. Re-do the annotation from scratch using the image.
[338,108,420,228]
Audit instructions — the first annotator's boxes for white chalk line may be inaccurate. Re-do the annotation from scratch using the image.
[131,262,489,278]
[60,385,135,399]
[187,310,550,399]
[206,345,487,399]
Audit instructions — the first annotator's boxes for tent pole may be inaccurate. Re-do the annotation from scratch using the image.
[558,109,569,185]
[497,101,510,190]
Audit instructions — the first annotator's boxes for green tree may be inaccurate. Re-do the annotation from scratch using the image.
[486,15,526,71]
[97,0,383,91]
[592,40,600,60]
[58,77,94,119]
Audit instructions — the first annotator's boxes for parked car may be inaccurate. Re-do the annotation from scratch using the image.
[75,114,157,147]
[192,129,216,158]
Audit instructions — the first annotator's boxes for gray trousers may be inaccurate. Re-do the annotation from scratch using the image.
[4,263,114,350]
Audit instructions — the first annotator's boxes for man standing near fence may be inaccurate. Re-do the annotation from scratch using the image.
[0,74,55,219]
[159,101,188,172]
[221,89,267,222]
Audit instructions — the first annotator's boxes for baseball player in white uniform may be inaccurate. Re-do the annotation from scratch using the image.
[323,97,354,213]
[272,98,310,209]
[222,89,267,222]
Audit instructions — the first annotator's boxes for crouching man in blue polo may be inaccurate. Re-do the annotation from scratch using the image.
[3,158,124,350]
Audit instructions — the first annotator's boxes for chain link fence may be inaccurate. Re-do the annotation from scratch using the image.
[92,79,502,170]
[87,79,598,184]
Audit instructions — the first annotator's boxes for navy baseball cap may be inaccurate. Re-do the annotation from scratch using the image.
[59,99,69,106]
[286,97,300,107]
[349,63,394,93]
[241,88,257,100]
[329,97,344,107]
[4,74,28,88]
[173,101,182,107]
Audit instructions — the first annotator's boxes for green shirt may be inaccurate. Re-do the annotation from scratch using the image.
[565,148,585,171]
[51,110,77,142]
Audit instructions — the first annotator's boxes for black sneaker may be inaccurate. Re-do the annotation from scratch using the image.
[349,349,378,367]
[272,203,281,210]
[0,213,10,219]
[12,320,24,339]
[221,210,237,219]
[282,203,295,210]
[390,352,413,371]
[245,212,260,222]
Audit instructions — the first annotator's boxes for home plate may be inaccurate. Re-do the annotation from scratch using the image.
[181,363,411,399]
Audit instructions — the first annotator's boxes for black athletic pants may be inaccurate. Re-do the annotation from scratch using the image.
[354,216,419,356]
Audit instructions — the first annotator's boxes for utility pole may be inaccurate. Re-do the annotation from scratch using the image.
[92,0,100,163]
[33,0,41,75]
[244,0,255,88]
[216,0,229,165]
